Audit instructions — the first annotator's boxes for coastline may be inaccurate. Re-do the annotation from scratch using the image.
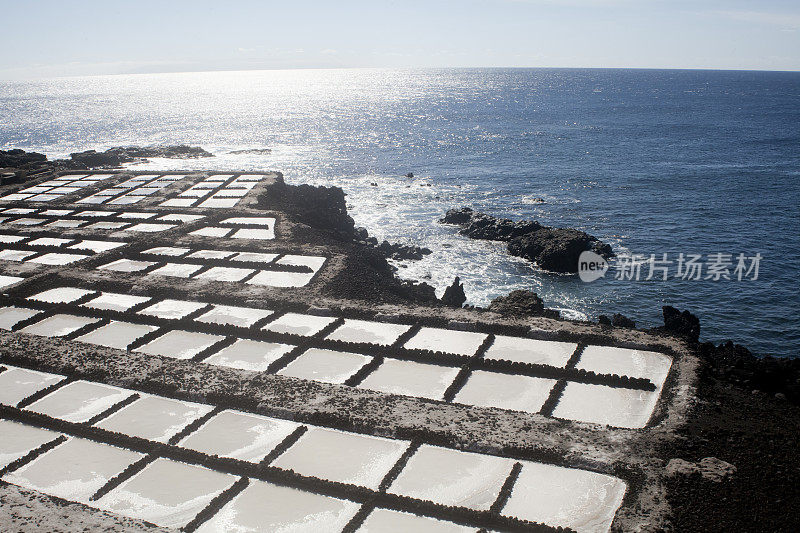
[0,151,797,530]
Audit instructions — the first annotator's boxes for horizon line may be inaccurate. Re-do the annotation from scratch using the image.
[2,64,800,82]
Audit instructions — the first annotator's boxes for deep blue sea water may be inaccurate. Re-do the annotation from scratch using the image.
[1,68,798,356]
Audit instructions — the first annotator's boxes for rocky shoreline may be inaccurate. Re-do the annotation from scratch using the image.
[0,145,213,176]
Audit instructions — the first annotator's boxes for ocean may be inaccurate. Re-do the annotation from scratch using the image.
[1,68,798,356]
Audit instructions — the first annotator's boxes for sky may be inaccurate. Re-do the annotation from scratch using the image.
[1,0,799,79]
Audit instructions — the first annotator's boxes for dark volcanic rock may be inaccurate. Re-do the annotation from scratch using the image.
[463,214,540,241]
[699,341,800,404]
[507,226,613,273]
[69,150,132,168]
[377,240,432,261]
[440,206,613,273]
[325,246,438,304]
[69,145,213,168]
[611,313,636,328]
[440,207,475,225]
[0,146,215,176]
[257,176,355,240]
[487,290,559,319]
[598,315,612,326]
[440,276,467,308]
[228,148,272,155]
[663,306,701,342]
[0,149,47,168]
[120,145,213,159]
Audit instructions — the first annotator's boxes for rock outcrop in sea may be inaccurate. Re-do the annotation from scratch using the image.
[487,289,560,319]
[440,276,467,308]
[0,146,213,174]
[440,207,614,273]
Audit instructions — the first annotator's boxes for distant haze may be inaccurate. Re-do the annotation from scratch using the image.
[2,0,799,79]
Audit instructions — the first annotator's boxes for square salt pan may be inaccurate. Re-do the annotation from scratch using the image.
[76,210,117,217]
[2,193,34,200]
[404,327,487,356]
[0,274,24,289]
[0,235,27,244]
[134,330,225,360]
[96,395,213,443]
[28,252,90,265]
[19,187,55,194]
[9,218,46,225]
[160,198,197,207]
[277,348,370,384]
[195,479,359,533]
[388,444,514,511]
[359,508,474,532]
[179,410,300,462]
[213,189,248,198]
[125,223,176,232]
[0,366,64,406]
[98,259,155,272]
[28,287,94,304]
[199,197,239,208]
[326,319,411,346]
[577,346,672,389]
[69,240,126,253]
[87,221,130,229]
[187,249,236,260]
[221,217,274,226]
[194,266,255,282]
[78,194,110,204]
[27,237,73,247]
[2,437,143,504]
[0,250,36,261]
[82,292,150,312]
[0,420,61,469]
[117,212,158,219]
[178,188,212,198]
[232,228,274,240]
[21,314,100,337]
[502,461,627,533]
[0,306,43,330]
[196,304,273,328]
[27,380,133,423]
[246,270,315,287]
[191,182,220,189]
[137,299,207,319]
[273,427,409,489]
[204,339,293,372]
[107,196,142,205]
[96,457,237,529]
[148,263,204,278]
[552,382,661,429]
[76,321,158,350]
[454,371,556,413]
[357,358,459,401]
[262,313,335,336]
[190,226,231,238]
[157,213,204,223]
[276,254,326,271]
[143,246,190,257]
[232,252,278,263]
